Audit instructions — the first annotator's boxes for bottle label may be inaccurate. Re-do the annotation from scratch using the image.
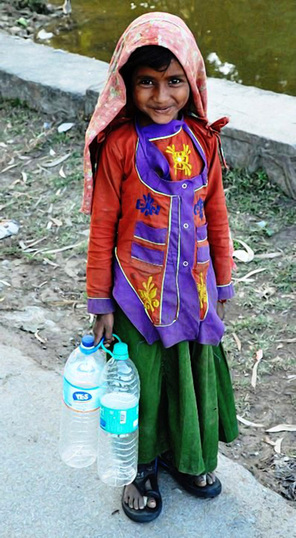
[100,394,139,435]
[63,378,101,412]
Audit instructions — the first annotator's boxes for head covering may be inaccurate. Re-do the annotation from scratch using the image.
[82,12,208,214]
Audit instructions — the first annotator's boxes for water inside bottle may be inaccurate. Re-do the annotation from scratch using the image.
[100,392,138,409]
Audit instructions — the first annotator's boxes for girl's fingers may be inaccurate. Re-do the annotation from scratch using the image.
[93,330,103,346]
[93,313,114,345]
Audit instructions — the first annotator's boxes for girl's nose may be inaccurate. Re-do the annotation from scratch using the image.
[153,84,169,103]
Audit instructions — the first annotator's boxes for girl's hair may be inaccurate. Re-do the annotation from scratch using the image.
[120,45,194,115]
[120,45,176,83]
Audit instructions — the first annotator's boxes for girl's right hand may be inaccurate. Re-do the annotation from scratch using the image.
[93,313,114,346]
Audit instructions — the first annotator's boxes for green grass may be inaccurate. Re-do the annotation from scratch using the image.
[224,168,295,238]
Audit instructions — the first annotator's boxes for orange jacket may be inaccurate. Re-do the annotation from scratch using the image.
[87,116,233,345]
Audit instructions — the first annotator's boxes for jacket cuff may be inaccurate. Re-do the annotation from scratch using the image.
[217,283,235,301]
[87,297,116,314]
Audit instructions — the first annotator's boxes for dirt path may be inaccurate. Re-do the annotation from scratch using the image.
[0,100,295,504]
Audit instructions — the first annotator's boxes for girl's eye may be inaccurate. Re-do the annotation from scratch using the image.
[139,79,154,86]
[169,78,182,85]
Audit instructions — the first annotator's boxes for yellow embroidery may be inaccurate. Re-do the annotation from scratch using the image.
[138,276,160,313]
[166,144,192,176]
[197,273,207,309]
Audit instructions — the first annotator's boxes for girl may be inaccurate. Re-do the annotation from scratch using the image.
[82,12,238,523]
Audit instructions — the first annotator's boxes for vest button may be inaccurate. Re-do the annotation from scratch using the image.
[183,223,189,229]
[183,261,189,267]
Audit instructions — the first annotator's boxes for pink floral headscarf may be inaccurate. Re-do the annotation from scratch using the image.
[82,12,208,214]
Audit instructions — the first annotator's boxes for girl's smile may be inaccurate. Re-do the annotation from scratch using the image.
[132,59,190,125]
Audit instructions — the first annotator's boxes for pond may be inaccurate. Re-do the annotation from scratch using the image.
[48,0,296,96]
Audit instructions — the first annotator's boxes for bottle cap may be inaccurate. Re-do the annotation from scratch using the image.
[113,342,129,360]
[81,335,95,348]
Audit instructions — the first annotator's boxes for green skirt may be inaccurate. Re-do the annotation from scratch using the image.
[114,307,238,475]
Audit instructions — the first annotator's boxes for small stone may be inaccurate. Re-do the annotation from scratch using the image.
[10,26,21,35]
[173,487,183,494]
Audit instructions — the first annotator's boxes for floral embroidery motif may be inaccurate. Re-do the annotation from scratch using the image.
[165,144,192,176]
[196,273,207,309]
[138,276,160,313]
[194,198,204,219]
[136,193,160,216]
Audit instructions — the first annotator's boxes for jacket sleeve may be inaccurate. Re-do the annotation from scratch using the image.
[204,135,234,300]
[86,137,123,314]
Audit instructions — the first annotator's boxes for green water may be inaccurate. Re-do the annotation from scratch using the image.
[49,0,296,96]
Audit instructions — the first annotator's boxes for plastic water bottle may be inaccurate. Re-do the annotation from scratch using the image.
[59,335,106,468]
[97,342,140,487]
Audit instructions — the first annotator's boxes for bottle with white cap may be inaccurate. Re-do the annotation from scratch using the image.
[98,342,140,487]
[59,334,106,468]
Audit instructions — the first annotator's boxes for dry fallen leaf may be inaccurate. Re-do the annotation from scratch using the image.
[42,154,70,168]
[0,163,18,174]
[11,179,22,188]
[25,237,47,248]
[34,330,47,344]
[21,171,27,183]
[57,122,74,133]
[19,240,27,250]
[50,217,63,227]
[287,375,296,383]
[253,285,276,299]
[275,338,296,344]
[266,424,296,433]
[233,239,254,263]
[237,415,264,428]
[264,435,276,447]
[233,267,267,283]
[251,349,263,388]
[0,279,11,287]
[42,258,59,268]
[254,252,282,259]
[274,438,283,454]
[34,240,85,256]
[59,166,66,179]
[232,332,242,351]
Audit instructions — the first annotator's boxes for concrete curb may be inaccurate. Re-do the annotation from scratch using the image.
[0,32,109,117]
[0,32,295,197]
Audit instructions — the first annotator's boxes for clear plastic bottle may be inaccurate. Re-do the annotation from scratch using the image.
[59,334,106,468]
[97,342,140,487]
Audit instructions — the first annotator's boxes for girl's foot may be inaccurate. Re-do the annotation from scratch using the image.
[194,472,216,487]
[159,452,222,498]
[121,460,162,523]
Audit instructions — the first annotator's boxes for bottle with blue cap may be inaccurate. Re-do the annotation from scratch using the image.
[59,334,106,468]
[98,342,140,487]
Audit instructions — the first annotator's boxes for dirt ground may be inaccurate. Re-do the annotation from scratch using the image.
[0,97,295,505]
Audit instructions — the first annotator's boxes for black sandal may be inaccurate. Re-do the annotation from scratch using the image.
[159,451,222,499]
[121,459,162,523]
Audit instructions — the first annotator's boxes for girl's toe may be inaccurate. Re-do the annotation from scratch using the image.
[147,497,157,509]
[196,473,207,487]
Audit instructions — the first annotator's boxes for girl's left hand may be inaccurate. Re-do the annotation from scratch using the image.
[216,301,225,320]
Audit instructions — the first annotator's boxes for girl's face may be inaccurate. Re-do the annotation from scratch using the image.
[132,59,190,125]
